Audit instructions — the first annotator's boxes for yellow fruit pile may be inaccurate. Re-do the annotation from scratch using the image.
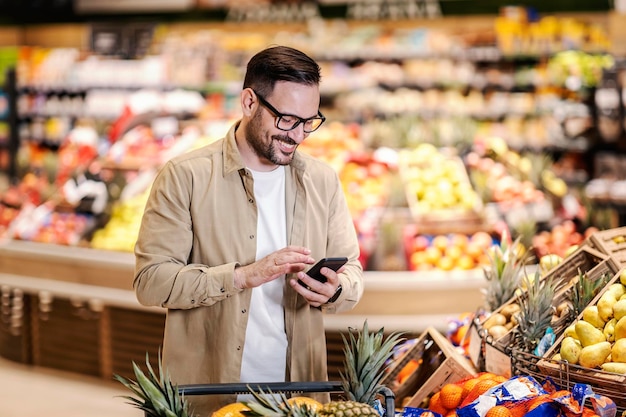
[554,269,626,372]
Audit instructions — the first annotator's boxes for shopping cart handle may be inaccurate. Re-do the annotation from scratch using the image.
[179,381,344,396]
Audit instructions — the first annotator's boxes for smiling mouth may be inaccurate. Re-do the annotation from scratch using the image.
[275,138,297,154]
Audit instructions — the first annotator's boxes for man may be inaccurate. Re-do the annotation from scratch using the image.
[133,45,364,415]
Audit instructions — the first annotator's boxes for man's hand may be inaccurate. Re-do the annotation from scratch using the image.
[290,265,346,307]
[234,246,314,289]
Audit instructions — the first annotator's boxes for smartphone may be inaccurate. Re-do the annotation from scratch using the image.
[299,257,348,286]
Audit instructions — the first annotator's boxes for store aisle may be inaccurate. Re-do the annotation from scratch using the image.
[0,356,143,417]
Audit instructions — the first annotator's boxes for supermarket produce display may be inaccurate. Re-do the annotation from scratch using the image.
[3,7,626,417]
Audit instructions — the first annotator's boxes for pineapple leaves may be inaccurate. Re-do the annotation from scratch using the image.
[113,351,190,417]
[516,272,557,354]
[340,320,404,406]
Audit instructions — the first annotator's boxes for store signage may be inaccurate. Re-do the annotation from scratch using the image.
[346,0,442,20]
[225,2,320,23]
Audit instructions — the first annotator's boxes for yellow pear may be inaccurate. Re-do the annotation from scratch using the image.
[614,299,626,321]
[579,341,612,369]
[539,254,562,273]
[615,316,626,341]
[604,318,617,343]
[582,305,605,329]
[601,362,626,374]
[608,283,626,299]
[564,323,579,340]
[560,336,582,364]
[621,269,626,286]
[597,292,617,322]
[575,320,607,347]
[612,338,626,363]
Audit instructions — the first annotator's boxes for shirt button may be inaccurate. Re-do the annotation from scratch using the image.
[237,346,241,350]
[241,309,247,314]
[248,198,254,203]
[249,235,254,239]
[191,299,195,304]
[220,288,225,293]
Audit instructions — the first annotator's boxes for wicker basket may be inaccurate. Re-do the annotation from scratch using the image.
[535,268,626,411]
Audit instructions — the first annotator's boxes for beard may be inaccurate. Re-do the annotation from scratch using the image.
[245,109,297,166]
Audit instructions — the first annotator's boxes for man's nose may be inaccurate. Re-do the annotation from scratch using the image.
[288,124,308,143]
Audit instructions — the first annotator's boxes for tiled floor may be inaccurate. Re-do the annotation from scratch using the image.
[0,356,143,417]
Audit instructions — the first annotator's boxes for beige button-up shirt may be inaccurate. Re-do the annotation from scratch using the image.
[134,122,363,414]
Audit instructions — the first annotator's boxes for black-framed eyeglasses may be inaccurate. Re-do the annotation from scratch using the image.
[253,90,326,133]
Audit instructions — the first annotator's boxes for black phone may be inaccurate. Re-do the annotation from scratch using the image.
[299,257,348,286]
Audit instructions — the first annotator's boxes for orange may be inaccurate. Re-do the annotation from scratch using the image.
[526,394,551,412]
[212,402,250,417]
[465,242,484,260]
[461,377,480,398]
[445,410,458,417]
[451,233,469,250]
[397,359,420,384]
[428,391,448,415]
[437,256,455,271]
[439,383,464,409]
[424,246,442,265]
[445,245,463,261]
[492,375,508,384]
[472,231,494,250]
[456,254,475,270]
[432,235,450,252]
[485,405,512,417]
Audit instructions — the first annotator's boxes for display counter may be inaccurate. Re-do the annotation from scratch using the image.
[0,240,485,380]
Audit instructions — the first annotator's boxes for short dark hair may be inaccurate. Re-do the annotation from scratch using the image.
[243,45,321,98]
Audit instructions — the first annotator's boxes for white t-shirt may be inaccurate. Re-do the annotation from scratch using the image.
[239,165,288,386]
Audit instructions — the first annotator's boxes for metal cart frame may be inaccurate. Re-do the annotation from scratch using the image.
[158,381,396,417]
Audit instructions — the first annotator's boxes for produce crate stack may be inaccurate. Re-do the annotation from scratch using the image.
[589,227,626,268]
[474,244,617,377]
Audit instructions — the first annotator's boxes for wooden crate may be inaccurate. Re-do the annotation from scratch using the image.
[589,227,626,268]
[536,268,626,410]
[381,326,477,409]
[480,245,616,374]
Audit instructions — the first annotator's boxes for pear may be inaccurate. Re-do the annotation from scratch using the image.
[612,338,626,363]
[613,299,626,321]
[615,316,626,341]
[564,323,579,340]
[601,362,626,374]
[604,318,617,343]
[579,341,611,369]
[621,269,626,286]
[607,283,626,299]
[560,336,582,364]
[582,305,605,329]
[597,292,617,322]
[575,320,607,347]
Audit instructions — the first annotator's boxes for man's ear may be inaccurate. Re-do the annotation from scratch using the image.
[240,88,256,117]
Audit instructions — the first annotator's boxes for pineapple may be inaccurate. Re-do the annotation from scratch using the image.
[318,321,404,417]
[244,321,403,417]
[114,352,192,417]
[515,272,558,354]
[243,389,319,417]
[483,235,529,311]
[571,269,611,317]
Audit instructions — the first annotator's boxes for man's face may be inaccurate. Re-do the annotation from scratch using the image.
[244,82,320,168]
